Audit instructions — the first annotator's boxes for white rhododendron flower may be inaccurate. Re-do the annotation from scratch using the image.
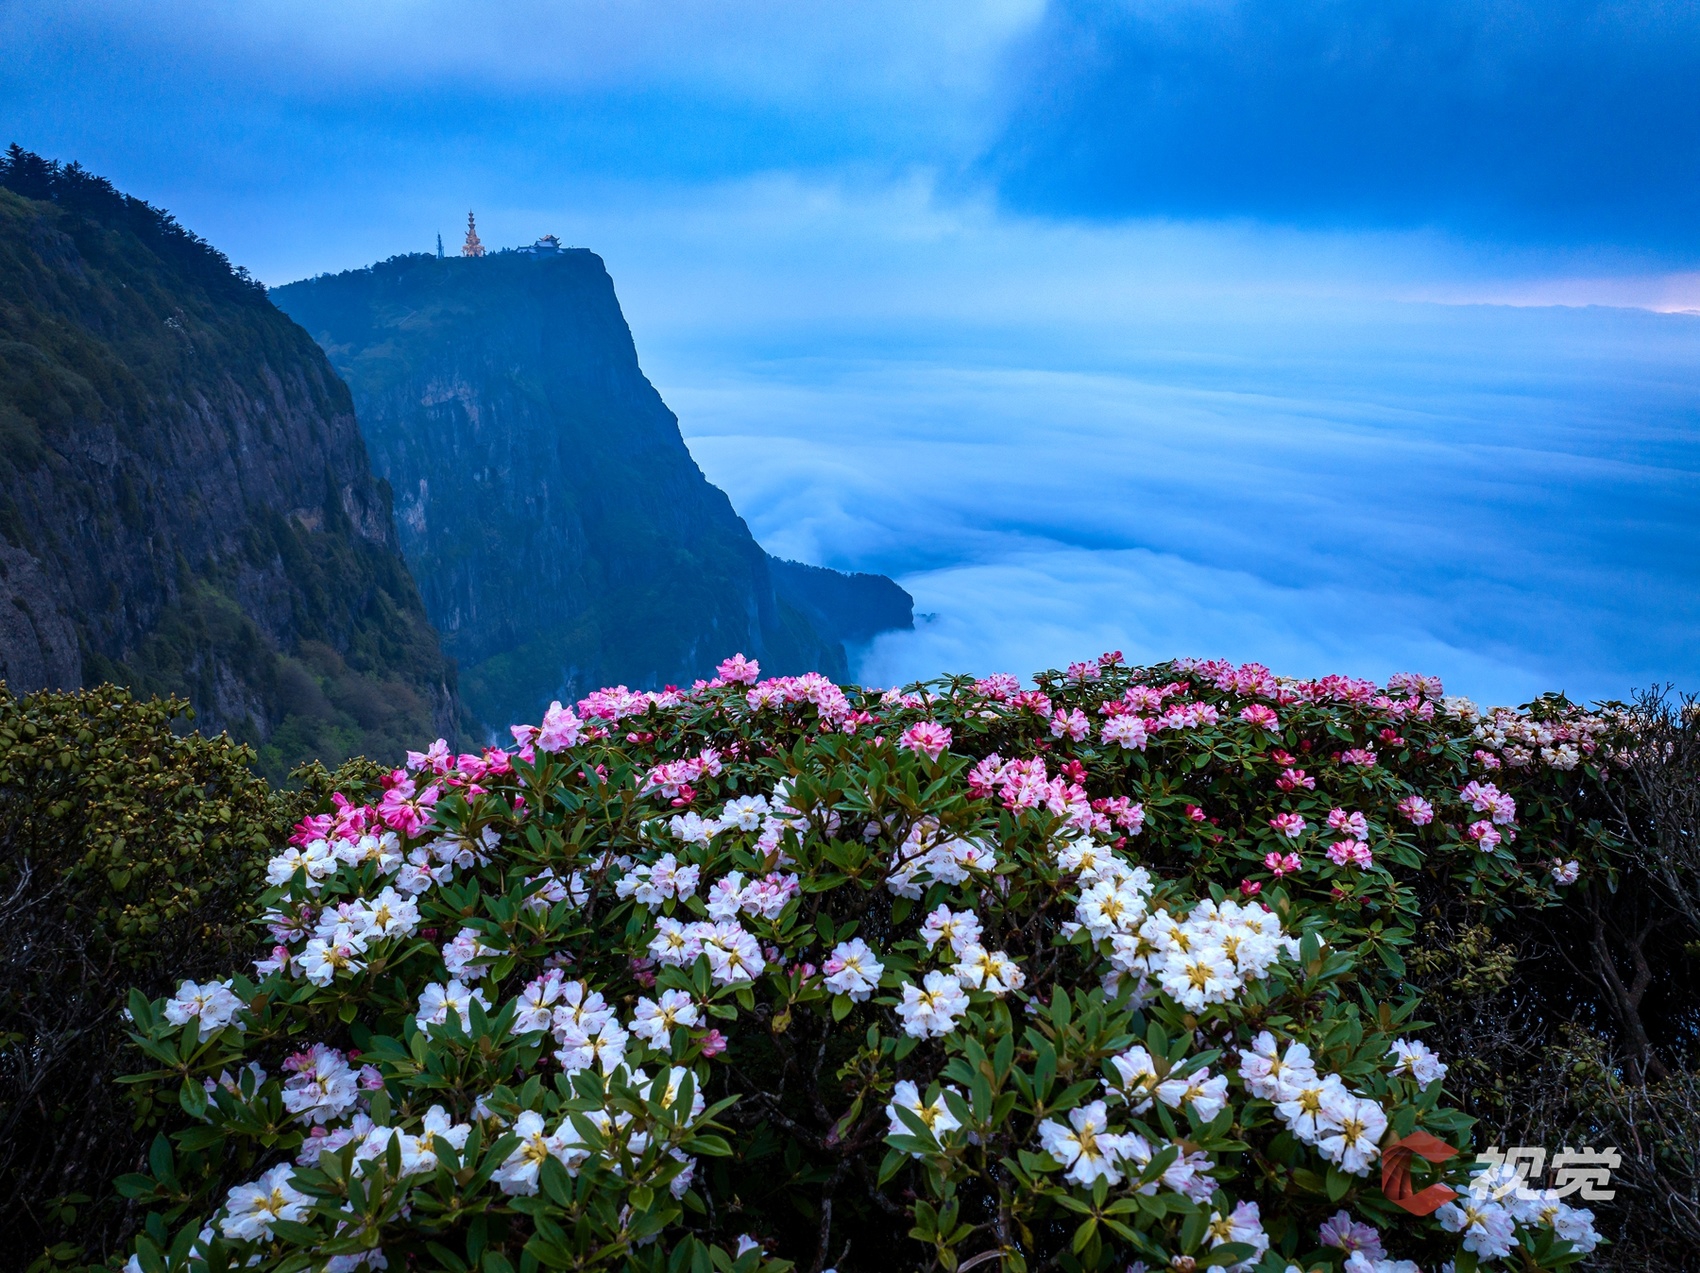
[1386,1037,1448,1087]
[895,970,969,1038]
[1037,1100,1136,1187]
[885,1079,961,1153]
[951,944,1025,995]
[1076,878,1149,939]
[492,1111,586,1195]
[1315,1092,1389,1176]
[401,1105,472,1175]
[631,989,701,1047]
[512,969,566,1034]
[822,937,885,1001]
[700,921,765,985]
[1106,1044,1160,1112]
[1436,1197,1518,1260]
[280,1044,359,1125]
[442,925,499,978]
[617,853,701,907]
[1205,1200,1270,1272]
[719,794,770,830]
[1155,1066,1230,1123]
[1237,1032,1317,1100]
[219,1164,311,1241]
[919,904,982,955]
[416,979,490,1032]
[164,979,244,1040]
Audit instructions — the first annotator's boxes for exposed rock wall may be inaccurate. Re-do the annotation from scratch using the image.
[0,150,464,776]
[275,250,911,730]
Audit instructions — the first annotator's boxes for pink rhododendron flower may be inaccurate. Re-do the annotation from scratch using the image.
[1459,780,1506,817]
[1269,813,1307,839]
[1319,1211,1385,1260]
[1327,840,1373,868]
[1238,704,1280,729]
[378,779,441,837]
[716,653,760,685]
[1296,674,1379,704]
[1050,708,1090,741]
[1340,748,1378,767]
[1092,796,1145,833]
[1276,767,1315,791]
[1121,685,1172,712]
[1014,689,1054,717]
[1101,714,1149,750]
[289,812,334,848]
[1473,749,1503,770]
[536,702,584,752]
[1265,851,1302,876]
[1397,796,1435,825]
[1157,701,1221,731]
[746,674,852,727]
[899,722,952,762]
[642,749,723,799]
[1326,809,1369,839]
[1467,821,1502,851]
[1386,672,1444,699]
[406,739,453,773]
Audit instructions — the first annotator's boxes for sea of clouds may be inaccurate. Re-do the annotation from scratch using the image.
[589,185,1700,708]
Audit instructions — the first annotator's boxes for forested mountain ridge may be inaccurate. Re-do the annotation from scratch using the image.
[274,249,911,731]
[0,147,465,778]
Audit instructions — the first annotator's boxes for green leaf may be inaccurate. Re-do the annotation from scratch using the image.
[1325,1165,1352,1202]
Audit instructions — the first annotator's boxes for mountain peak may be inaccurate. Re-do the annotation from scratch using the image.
[274,249,911,731]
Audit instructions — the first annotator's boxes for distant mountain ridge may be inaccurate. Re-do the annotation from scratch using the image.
[0,147,464,778]
[274,250,912,731]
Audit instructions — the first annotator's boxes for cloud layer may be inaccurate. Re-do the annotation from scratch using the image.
[987,0,1700,253]
[652,268,1700,706]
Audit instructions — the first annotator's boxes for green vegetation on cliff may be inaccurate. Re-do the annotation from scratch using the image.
[0,147,467,779]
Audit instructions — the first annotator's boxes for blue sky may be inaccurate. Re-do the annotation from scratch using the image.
[6,1,1699,705]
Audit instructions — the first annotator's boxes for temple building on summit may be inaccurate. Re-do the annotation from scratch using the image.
[453,215,564,258]
[461,211,485,258]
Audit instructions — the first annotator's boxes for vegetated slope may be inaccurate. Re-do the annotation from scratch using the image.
[0,147,464,779]
[272,250,912,733]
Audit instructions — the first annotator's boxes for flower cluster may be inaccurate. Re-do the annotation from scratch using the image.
[117,653,1626,1273]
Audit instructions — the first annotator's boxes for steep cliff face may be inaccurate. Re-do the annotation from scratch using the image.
[0,148,463,778]
[274,250,911,730]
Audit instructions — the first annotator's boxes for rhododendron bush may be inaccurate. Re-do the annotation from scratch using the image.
[117,655,1627,1273]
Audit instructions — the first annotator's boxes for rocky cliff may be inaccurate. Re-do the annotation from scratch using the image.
[273,249,911,731]
[0,147,464,779]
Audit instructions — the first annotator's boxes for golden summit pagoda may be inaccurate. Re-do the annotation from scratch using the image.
[461,211,485,258]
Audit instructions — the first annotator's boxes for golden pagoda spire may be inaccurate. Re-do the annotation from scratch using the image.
[461,210,486,258]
